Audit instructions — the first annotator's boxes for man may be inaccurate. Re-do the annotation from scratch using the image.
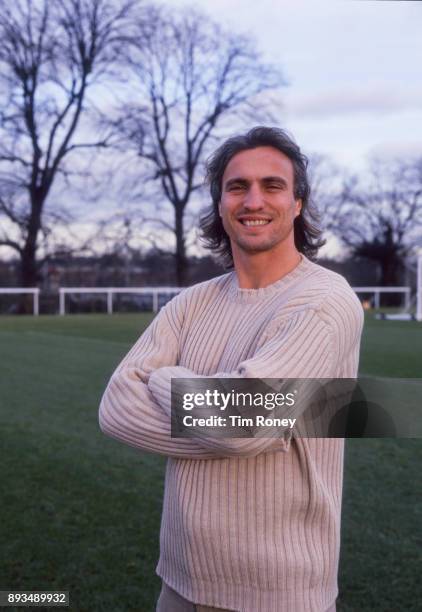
[99,127,364,611]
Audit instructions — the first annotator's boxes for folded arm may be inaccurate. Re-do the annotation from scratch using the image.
[99,304,222,459]
[148,307,338,456]
[98,303,284,459]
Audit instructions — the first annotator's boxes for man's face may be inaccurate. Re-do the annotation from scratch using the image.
[219,146,302,257]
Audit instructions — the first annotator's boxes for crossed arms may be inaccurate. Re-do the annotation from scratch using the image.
[98,299,353,459]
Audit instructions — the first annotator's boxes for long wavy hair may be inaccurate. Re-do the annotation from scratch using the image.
[199,126,325,268]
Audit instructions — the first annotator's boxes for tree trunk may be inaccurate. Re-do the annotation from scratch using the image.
[379,253,403,307]
[18,246,38,314]
[174,206,188,286]
[18,201,42,312]
[379,252,402,287]
[20,241,39,288]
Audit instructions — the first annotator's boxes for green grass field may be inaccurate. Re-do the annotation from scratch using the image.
[0,313,421,611]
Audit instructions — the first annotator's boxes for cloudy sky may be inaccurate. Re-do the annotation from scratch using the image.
[170,0,422,170]
[2,0,421,261]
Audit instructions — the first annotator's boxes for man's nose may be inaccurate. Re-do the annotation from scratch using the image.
[243,185,264,209]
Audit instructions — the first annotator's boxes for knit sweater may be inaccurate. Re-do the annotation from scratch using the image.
[98,256,364,612]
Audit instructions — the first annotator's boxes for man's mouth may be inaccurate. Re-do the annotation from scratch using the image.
[238,218,272,227]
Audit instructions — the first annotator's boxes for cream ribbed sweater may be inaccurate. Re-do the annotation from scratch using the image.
[99,256,364,612]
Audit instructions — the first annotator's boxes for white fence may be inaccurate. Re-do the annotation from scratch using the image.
[0,288,40,315]
[58,287,184,315]
[418,253,422,321]
[0,283,420,319]
[57,285,416,315]
[352,286,411,310]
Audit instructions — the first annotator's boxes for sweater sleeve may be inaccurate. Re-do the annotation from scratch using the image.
[99,303,217,459]
[98,302,283,459]
[148,306,347,457]
[149,284,364,457]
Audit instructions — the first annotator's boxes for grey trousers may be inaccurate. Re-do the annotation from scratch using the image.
[155,582,231,611]
[156,582,337,612]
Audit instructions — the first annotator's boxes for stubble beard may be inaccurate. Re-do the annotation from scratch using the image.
[231,225,294,255]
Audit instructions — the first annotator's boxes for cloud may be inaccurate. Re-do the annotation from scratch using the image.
[283,85,422,118]
[368,140,422,161]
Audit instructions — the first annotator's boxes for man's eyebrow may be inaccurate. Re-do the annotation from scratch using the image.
[224,177,249,188]
[261,176,288,186]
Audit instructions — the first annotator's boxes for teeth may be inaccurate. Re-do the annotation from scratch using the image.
[241,219,270,226]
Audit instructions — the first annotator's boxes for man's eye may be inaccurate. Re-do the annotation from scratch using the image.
[267,183,282,190]
[228,185,245,191]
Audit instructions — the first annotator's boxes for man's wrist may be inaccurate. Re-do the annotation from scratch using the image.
[148,367,176,417]
[148,366,171,392]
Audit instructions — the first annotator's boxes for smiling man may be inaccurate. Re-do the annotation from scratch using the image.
[217,145,303,289]
[99,127,364,612]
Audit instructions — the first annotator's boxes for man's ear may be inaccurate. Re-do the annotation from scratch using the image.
[218,202,222,217]
[295,199,302,217]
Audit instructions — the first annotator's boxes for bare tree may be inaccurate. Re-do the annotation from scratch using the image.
[330,157,422,285]
[113,6,284,285]
[308,153,347,232]
[0,0,136,289]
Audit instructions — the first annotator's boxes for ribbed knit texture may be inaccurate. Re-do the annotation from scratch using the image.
[99,256,364,612]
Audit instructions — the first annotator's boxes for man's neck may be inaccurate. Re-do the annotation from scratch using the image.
[233,248,302,290]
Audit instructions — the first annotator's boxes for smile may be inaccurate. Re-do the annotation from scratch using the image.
[239,219,271,226]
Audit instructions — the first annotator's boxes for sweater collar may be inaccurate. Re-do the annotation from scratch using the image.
[226,255,313,303]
